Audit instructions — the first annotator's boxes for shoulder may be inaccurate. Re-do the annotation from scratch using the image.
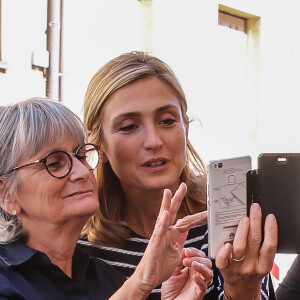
[276,255,300,299]
[0,261,31,298]
[75,244,126,290]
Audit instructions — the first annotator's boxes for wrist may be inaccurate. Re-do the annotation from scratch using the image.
[223,282,261,300]
[124,273,154,299]
[223,291,260,300]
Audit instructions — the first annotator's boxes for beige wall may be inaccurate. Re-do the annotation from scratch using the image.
[1,0,300,161]
[0,0,46,105]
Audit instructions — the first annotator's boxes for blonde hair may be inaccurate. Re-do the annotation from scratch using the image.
[82,51,207,246]
[0,98,86,243]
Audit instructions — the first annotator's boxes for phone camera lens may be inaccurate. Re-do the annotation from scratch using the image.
[218,163,223,168]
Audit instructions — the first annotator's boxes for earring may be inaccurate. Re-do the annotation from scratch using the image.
[11,210,17,216]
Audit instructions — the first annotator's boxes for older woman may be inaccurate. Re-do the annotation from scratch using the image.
[81,51,278,299]
[0,98,209,299]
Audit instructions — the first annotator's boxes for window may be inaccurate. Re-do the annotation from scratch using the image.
[219,11,246,33]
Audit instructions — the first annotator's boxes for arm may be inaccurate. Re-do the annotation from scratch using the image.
[109,183,207,300]
[276,255,300,300]
[216,203,278,300]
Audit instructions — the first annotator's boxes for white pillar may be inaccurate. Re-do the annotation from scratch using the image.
[46,0,61,101]
[139,0,153,54]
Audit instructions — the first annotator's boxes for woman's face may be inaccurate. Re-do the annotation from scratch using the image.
[100,76,187,194]
[12,137,99,229]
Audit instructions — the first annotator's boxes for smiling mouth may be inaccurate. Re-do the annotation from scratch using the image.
[66,190,93,197]
[146,160,166,167]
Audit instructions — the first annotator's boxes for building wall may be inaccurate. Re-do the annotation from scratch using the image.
[0,0,46,105]
[1,0,300,159]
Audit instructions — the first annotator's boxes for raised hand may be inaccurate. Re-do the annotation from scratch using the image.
[216,203,278,300]
[123,183,207,298]
[110,183,207,300]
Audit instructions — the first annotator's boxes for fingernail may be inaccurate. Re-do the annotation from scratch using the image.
[266,214,276,221]
[241,216,249,223]
[180,182,186,189]
[164,188,171,194]
[224,243,231,250]
[251,203,260,211]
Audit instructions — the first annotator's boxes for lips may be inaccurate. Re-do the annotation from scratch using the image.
[142,158,169,167]
[65,190,94,198]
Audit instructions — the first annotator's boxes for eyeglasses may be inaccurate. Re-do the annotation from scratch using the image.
[3,143,100,178]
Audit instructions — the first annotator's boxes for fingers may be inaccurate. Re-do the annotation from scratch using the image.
[246,203,263,260]
[169,182,187,224]
[259,213,278,271]
[182,247,210,268]
[215,243,232,269]
[157,189,172,222]
[151,209,170,243]
[183,256,212,270]
[173,211,208,233]
[192,274,207,299]
[184,247,206,258]
[157,182,187,227]
[231,216,249,260]
[191,261,214,284]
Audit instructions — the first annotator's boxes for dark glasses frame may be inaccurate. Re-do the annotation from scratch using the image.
[2,143,100,178]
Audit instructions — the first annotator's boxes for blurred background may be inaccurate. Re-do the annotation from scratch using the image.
[0,0,299,288]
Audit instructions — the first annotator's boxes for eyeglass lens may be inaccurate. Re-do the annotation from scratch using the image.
[77,144,99,170]
[45,144,99,178]
[45,151,72,178]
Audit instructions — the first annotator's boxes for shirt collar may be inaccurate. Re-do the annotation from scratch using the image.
[0,240,37,267]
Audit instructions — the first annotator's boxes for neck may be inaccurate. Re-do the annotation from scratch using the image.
[24,219,85,278]
[122,186,186,238]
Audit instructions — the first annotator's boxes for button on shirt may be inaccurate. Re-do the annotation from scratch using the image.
[0,240,125,300]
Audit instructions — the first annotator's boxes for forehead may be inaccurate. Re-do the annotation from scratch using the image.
[29,136,82,160]
[102,77,182,120]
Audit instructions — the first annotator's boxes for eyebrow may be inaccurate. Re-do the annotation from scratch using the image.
[112,104,180,122]
[37,144,81,158]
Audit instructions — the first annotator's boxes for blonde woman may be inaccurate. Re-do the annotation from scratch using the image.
[80,52,278,300]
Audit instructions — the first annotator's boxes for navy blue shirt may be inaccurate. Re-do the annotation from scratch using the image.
[0,240,125,300]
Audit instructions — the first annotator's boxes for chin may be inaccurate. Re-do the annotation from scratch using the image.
[143,179,179,191]
[67,199,99,218]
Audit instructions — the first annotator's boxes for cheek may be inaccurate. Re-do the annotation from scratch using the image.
[103,138,137,169]
[89,174,98,190]
[172,128,187,165]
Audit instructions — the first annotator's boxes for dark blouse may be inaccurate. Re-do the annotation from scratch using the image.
[0,240,125,300]
[276,254,300,300]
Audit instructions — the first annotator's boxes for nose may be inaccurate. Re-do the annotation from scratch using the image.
[68,156,91,182]
[143,125,163,151]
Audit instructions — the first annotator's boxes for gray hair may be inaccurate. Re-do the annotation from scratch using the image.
[0,97,86,243]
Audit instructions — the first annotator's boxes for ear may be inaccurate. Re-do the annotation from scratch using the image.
[3,195,21,216]
[0,177,21,216]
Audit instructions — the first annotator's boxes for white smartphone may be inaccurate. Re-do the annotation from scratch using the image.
[207,156,252,258]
